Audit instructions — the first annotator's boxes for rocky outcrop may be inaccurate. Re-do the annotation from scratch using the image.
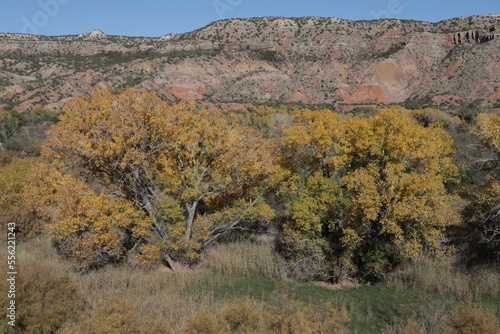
[0,15,499,111]
[78,29,108,40]
[452,26,497,44]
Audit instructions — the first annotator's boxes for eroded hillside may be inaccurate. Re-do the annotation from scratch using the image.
[0,15,499,111]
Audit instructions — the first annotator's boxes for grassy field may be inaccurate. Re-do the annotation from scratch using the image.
[5,237,500,333]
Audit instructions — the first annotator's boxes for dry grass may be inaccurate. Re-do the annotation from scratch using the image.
[17,237,72,274]
[16,238,224,332]
[13,237,499,333]
[384,302,500,334]
[387,257,500,297]
[73,265,211,324]
[15,236,289,332]
[202,235,288,280]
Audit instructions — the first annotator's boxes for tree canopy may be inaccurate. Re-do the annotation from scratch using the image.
[21,89,467,278]
[280,106,459,279]
[28,88,282,270]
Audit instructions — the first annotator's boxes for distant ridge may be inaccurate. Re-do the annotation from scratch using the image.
[0,15,498,111]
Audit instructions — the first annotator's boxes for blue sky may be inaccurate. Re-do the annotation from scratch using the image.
[0,0,498,36]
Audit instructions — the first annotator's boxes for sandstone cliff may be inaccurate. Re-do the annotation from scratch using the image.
[0,15,498,111]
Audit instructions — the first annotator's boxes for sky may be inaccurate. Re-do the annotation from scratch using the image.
[0,0,498,37]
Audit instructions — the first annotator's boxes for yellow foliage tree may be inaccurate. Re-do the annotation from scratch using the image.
[32,88,281,268]
[0,158,34,216]
[475,111,500,153]
[337,108,459,276]
[282,106,459,279]
[0,157,41,238]
[283,109,342,177]
[467,110,500,259]
[278,109,346,279]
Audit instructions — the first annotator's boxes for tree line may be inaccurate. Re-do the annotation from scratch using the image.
[1,88,498,280]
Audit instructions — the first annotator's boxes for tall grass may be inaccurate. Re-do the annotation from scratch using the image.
[202,235,288,280]
[17,237,72,275]
[387,257,500,298]
[15,237,289,332]
[16,237,222,332]
[72,265,220,331]
[12,237,500,333]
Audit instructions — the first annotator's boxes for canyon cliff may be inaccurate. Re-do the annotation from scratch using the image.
[0,15,499,111]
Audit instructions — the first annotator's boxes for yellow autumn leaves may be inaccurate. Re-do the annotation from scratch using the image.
[27,88,282,270]
[26,163,151,270]
[282,106,460,276]
[18,88,473,276]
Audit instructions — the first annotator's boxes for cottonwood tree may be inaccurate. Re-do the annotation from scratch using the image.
[278,109,346,279]
[464,110,500,260]
[27,88,281,270]
[281,107,459,279]
[0,157,42,238]
[0,109,23,144]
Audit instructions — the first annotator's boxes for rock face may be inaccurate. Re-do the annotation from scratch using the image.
[0,15,498,111]
[78,29,108,40]
[452,26,498,44]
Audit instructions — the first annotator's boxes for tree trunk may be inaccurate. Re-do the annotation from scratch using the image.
[161,252,177,271]
[184,201,198,240]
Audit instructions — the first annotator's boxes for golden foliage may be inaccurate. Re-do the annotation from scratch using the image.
[288,171,344,234]
[133,243,162,267]
[32,88,282,266]
[475,110,500,153]
[339,109,459,264]
[25,163,151,270]
[283,108,341,175]
[0,157,42,237]
[467,110,500,258]
[0,158,32,212]
[282,107,460,277]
